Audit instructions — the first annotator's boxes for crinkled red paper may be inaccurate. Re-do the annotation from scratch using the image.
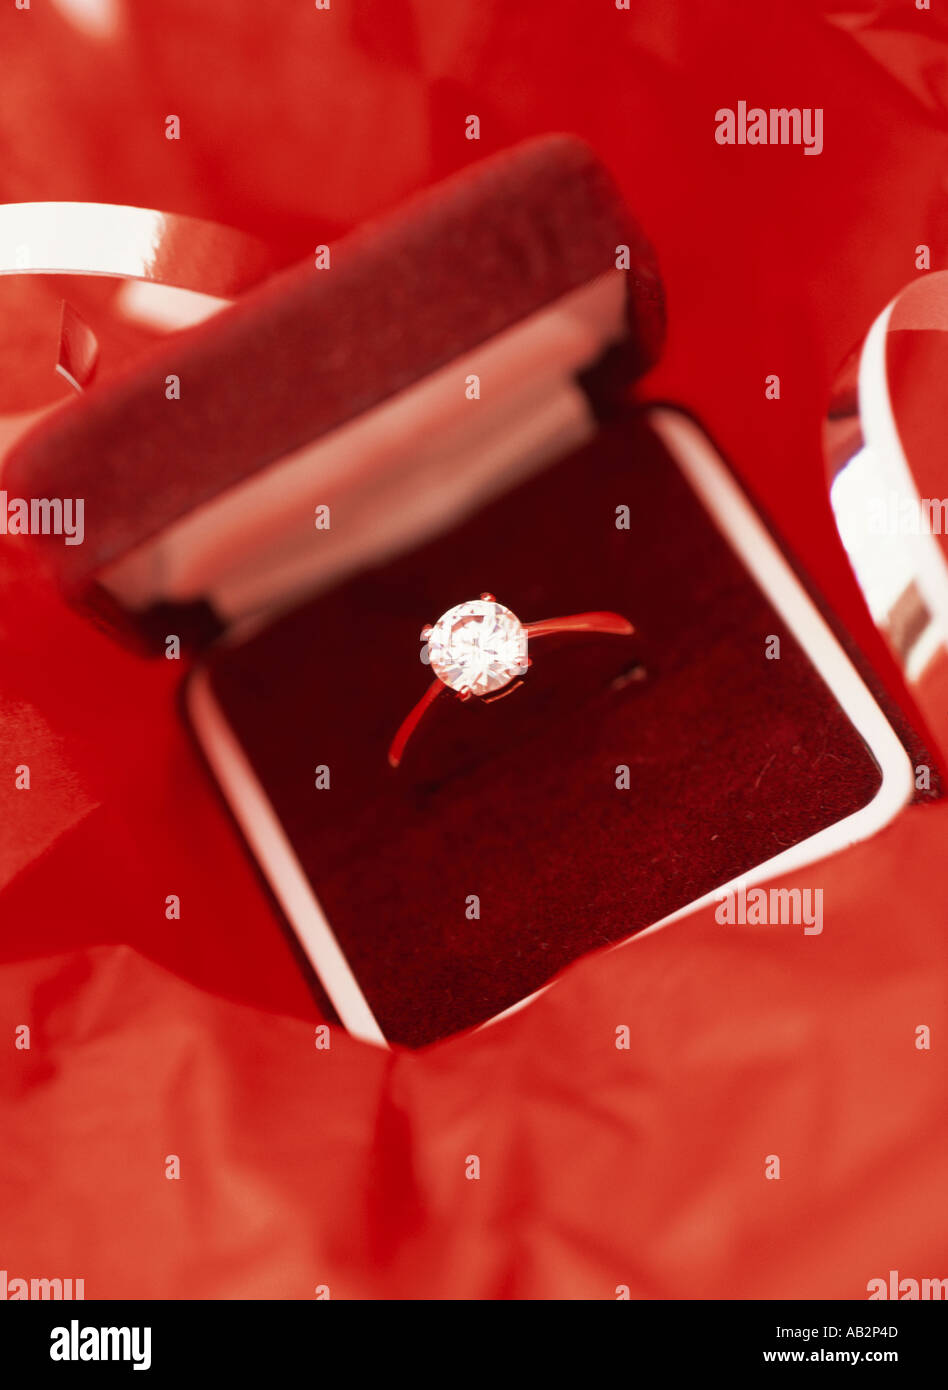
[1,0,947,1298]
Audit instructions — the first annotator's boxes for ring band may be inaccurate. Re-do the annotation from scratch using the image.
[388,594,635,768]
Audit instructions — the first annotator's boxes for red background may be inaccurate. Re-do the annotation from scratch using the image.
[1,0,947,1297]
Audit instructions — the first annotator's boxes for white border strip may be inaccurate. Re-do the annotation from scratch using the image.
[187,666,387,1047]
[490,408,916,1024]
[634,408,914,939]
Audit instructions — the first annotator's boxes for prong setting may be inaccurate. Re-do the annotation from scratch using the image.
[426,598,528,697]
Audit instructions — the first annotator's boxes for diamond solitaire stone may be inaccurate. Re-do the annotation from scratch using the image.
[426,599,528,696]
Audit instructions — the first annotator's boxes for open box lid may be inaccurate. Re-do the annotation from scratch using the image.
[1,136,665,649]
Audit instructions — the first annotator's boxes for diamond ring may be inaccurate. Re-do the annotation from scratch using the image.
[388,594,635,767]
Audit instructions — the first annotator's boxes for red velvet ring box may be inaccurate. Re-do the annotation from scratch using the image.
[3,137,921,1048]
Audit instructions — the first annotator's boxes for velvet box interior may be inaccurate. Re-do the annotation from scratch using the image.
[200,402,883,1048]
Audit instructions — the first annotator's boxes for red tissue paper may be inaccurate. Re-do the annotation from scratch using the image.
[1,0,947,1300]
